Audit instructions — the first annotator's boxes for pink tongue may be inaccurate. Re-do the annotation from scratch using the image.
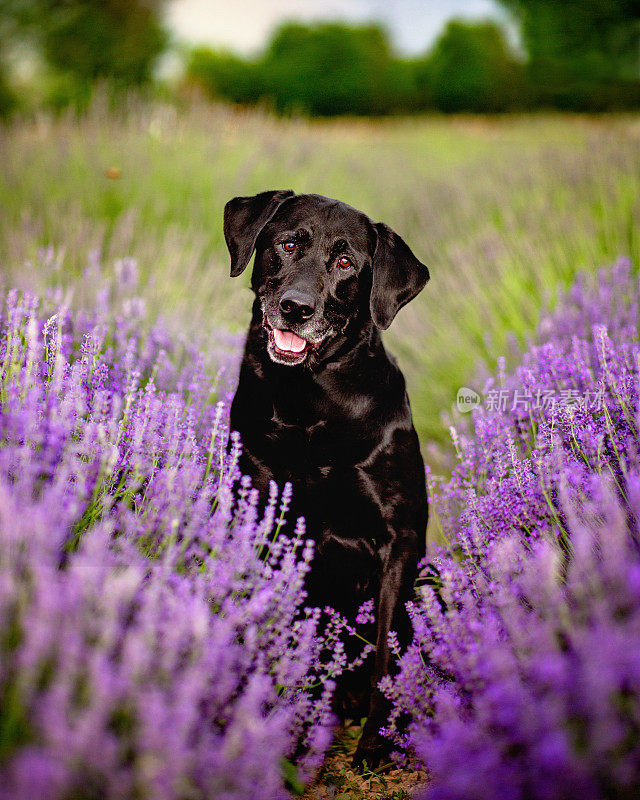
[273,328,307,353]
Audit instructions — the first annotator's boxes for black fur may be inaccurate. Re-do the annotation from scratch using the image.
[224,191,429,768]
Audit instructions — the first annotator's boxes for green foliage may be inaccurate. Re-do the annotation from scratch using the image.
[188,48,267,106]
[185,13,640,115]
[0,0,168,109]
[415,20,526,112]
[497,0,640,108]
[187,22,417,117]
[281,757,305,795]
[261,23,413,116]
[0,52,16,118]
[41,0,167,86]
[3,1,640,115]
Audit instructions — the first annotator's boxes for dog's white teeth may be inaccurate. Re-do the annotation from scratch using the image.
[273,329,307,353]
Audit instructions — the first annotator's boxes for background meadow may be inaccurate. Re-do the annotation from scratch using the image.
[2,105,640,458]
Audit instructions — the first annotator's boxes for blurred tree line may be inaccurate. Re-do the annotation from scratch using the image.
[0,0,167,113]
[187,20,528,116]
[0,0,639,117]
[500,0,640,109]
[188,1,640,115]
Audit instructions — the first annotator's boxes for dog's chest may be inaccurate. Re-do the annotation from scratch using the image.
[263,406,393,531]
[267,404,371,470]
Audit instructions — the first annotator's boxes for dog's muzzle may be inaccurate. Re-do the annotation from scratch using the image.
[262,314,326,366]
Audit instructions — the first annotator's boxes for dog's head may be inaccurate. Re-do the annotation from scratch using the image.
[224,190,429,366]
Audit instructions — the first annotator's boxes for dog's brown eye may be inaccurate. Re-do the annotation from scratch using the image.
[338,256,353,269]
[282,241,296,252]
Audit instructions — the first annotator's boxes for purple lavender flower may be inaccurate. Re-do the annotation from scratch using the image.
[0,257,360,799]
[386,259,640,800]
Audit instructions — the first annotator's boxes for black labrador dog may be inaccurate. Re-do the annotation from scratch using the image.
[224,190,429,768]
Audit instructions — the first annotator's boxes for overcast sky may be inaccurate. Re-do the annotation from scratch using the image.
[166,0,506,56]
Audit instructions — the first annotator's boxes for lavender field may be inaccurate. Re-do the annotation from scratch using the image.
[2,103,640,453]
[1,103,640,799]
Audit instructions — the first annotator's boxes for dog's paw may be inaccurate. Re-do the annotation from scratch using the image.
[351,735,392,773]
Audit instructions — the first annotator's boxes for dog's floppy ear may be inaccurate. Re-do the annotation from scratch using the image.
[224,190,295,277]
[370,222,430,330]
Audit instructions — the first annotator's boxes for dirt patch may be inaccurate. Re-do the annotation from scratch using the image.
[301,723,429,800]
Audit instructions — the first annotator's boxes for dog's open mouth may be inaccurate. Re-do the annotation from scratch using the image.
[263,316,322,365]
[263,319,309,365]
[272,328,307,354]
[269,327,309,364]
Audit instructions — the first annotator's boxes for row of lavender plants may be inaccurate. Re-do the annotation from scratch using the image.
[0,254,359,800]
[4,249,639,799]
[384,258,640,799]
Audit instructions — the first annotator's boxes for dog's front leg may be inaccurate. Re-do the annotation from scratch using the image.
[352,531,420,770]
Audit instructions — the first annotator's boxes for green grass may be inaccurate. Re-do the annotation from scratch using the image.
[1,100,639,466]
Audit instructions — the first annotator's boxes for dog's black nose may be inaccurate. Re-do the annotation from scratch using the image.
[279,290,316,321]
